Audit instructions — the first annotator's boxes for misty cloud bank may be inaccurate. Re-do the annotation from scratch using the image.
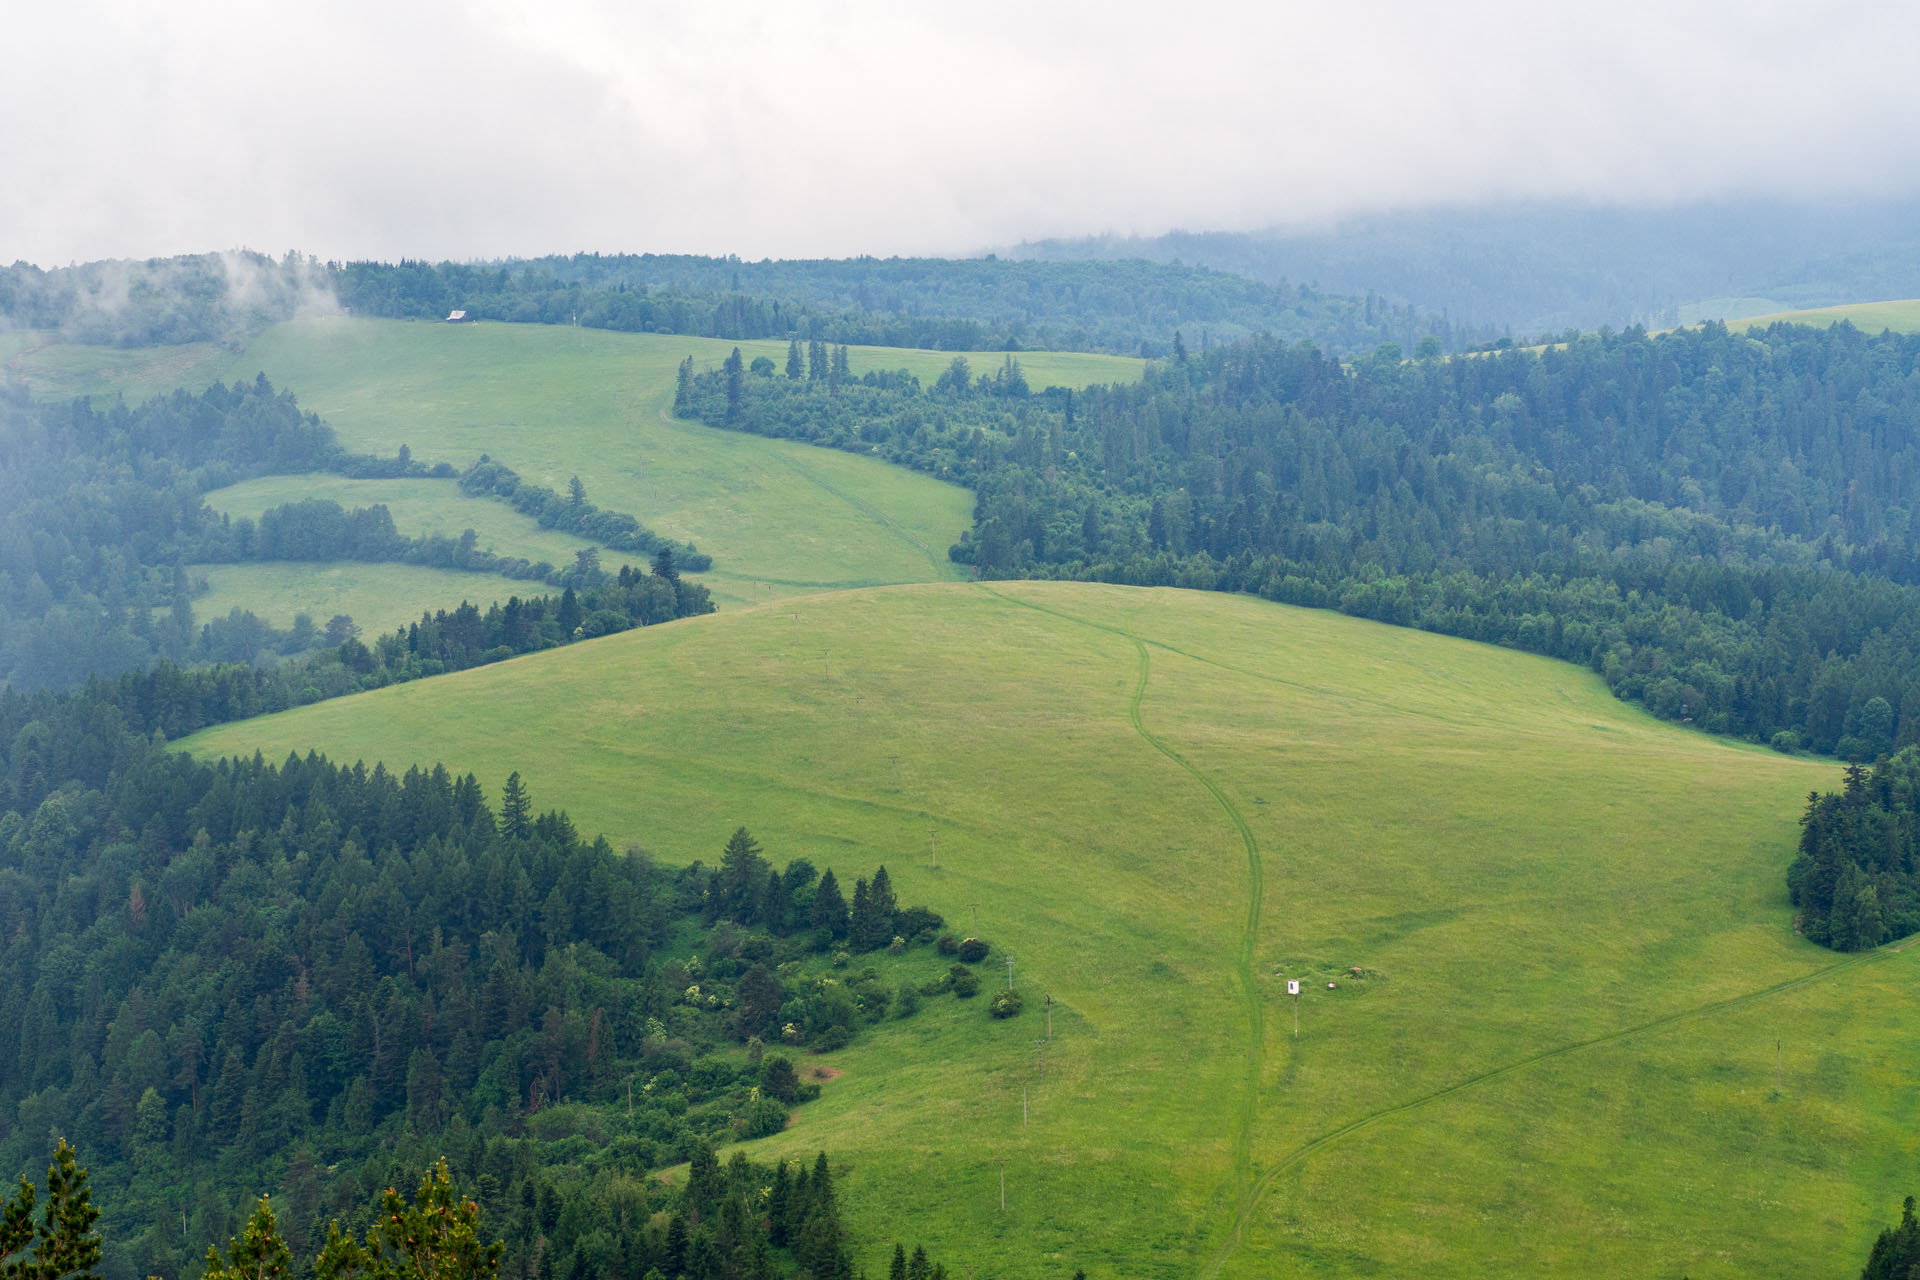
[4,1,1919,265]
[0,253,338,346]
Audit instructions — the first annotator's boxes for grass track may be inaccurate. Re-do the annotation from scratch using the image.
[181,581,1909,1279]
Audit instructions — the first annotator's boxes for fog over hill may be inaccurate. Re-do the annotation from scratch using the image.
[1013,198,1920,337]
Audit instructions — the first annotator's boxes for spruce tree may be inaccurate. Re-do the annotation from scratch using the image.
[812,870,849,941]
[869,866,897,942]
[499,773,533,840]
[717,827,767,923]
[202,1197,291,1280]
[786,340,804,380]
[849,878,874,951]
[759,868,788,935]
[0,1140,102,1280]
[673,356,695,414]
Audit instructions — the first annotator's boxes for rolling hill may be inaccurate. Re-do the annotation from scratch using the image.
[5,319,1142,616]
[181,579,1910,1279]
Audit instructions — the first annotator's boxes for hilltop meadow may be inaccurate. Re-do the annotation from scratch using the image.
[181,579,1917,1279]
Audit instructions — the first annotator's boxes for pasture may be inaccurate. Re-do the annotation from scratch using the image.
[183,580,1906,1279]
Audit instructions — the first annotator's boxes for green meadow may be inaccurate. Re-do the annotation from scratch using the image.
[1726,298,1920,334]
[8,318,1143,615]
[185,561,537,635]
[183,580,1905,1279]
[2,330,235,403]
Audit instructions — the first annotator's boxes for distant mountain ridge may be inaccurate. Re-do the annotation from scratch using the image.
[1011,198,1920,337]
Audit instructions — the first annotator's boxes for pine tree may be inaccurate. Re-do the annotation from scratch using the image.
[889,1244,907,1280]
[786,340,804,381]
[807,339,827,382]
[567,476,587,508]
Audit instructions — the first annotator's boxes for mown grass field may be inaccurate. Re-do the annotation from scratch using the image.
[1726,298,1920,334]
[203,474,601,568]
[181,580,1908,1279]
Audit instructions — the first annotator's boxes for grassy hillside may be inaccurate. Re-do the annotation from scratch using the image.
[2,330,234,402]
[1725,298,1920,334]
[8,320,1143,613]
[180,581,1911,1279]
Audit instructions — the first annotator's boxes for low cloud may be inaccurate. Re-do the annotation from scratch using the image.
[4,0,1918,265]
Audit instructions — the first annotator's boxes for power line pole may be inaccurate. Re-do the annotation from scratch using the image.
[1046,994,1052,1041]
[1007,954,1014,989]
[929,830,937,869]
[999,1161,1006,1211]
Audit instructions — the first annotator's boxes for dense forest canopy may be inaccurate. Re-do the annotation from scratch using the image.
[682,320,1920,755]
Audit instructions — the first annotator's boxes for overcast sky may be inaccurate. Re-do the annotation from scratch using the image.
[5,0,1919,266]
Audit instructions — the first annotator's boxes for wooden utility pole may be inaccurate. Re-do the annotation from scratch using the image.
[1007,954,1014,989]
[971,903,979,931]
[1046,994,1052,1041]
[929,830,937,869]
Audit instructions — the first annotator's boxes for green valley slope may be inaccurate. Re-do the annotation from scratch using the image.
[183,581,1906,1279]
[6,320,1143,611]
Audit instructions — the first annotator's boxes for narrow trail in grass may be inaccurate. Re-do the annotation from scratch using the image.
[1197,943,1900,1277]
[1123,637,1269,1274]
[975,585,1269,1273]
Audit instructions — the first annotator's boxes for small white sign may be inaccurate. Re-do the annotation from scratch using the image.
[1287,980,1300,996]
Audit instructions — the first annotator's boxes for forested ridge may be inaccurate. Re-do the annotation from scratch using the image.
[0,655,1005,1280]
[2,250,1482,359]
[0,380,705,692]
[683,321,1920,756]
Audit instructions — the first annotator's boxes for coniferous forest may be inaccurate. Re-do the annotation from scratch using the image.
[0,651,988,1279]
